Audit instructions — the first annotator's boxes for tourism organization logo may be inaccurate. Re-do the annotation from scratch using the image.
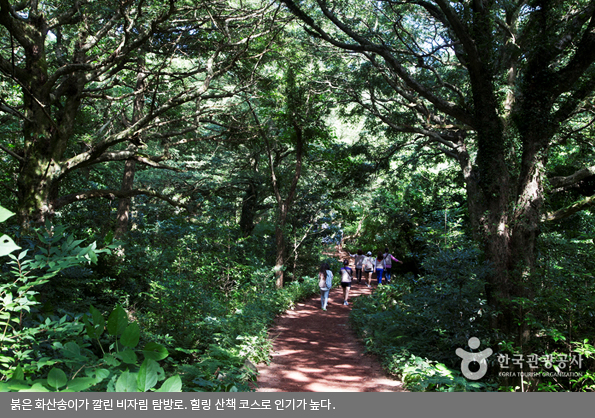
[456,337,587,381]
[455,337,493,380]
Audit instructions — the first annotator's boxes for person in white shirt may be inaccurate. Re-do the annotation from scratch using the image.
[375,252,385,285]
[318,262,333,311]
[362,251,374,288]
[353,249,366,284]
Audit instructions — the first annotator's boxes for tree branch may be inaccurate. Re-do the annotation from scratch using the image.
[0,144,24,162]
[61,150,179,179]
[53,188,191,212]
[548,165,595,191]
[280,0,474,126]
[0,100,30,122]
[542,195,595,222]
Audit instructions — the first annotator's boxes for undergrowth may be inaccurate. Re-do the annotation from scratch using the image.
[350,242,595,392]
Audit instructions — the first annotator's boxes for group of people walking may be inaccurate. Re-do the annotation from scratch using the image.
[318,247,403,310]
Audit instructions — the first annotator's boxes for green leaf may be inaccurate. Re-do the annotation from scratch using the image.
[63,342,90,363]
[1,381,31,391]
[82,315,97,339]
[115,348,138,365]
[137,359,160,392]
[62,341,81,357]
[102,354,121,367]
[0,206,15,223]
[142,342,169,361]
[156,375,182,392]
[13,366,24,381]
[107,305,128,336]
[47,368,68,389]
[0,235,21,257]
[104,231,114,245]
[66,377,98,392]
[35,358,59,370]
[89,368,110,381]
[19,382,50,392]
[120,322,140,348]
[115,371,139,392]
[89,305,105,338]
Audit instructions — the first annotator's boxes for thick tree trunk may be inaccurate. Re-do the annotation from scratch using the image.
[464,123,548,341]
[464,54,519,335]
[16,19,57,226]
[17,155,60,226]
[9,8,83,227]
[272,125,304,289]
[465,179,541,339]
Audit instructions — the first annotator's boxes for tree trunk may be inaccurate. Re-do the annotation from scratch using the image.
[8,8,83,227]
[274,203,289,288]
[465,115,550,340]
[114,56,146,238]
[17,56,59,224]
[17,160,56,226]
[251,70,306,288]
[114,158,137,238]
[239,182,258,237]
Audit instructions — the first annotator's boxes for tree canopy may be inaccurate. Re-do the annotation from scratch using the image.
[279,0,595,334]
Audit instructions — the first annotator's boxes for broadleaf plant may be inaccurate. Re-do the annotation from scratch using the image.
[0,205,180,392]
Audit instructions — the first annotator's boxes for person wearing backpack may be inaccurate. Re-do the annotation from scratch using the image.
[339,259,353,305]
[353,249,366,284]
[362,251,374,288]
[383,247,403,284]
[318,262,333,311]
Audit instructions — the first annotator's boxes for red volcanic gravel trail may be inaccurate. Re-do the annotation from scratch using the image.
[256,257,405,392]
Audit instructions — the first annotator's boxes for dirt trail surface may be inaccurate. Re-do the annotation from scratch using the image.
[256,252,405,392]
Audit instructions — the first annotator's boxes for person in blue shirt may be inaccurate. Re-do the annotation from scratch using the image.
[339,259,353,305]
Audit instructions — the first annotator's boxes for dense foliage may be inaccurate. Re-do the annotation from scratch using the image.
[0,204,334,391]
[348,187,595,392]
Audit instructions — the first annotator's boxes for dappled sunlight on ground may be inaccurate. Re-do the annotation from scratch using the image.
[256,268,405,392]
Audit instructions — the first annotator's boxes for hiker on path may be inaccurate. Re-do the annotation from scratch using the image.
[353,249,366,284]
[375,252,385,285]
[339,259,353,305]
[319,262,333,311]
[362,251,374,288]
[383,247,403,284]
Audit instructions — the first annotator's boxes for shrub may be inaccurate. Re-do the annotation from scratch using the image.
[0,206,179,392]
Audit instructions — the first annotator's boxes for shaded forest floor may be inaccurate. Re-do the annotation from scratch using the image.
[255,248,406,392]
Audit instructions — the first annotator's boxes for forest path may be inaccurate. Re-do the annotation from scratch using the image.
[255,248,405,392]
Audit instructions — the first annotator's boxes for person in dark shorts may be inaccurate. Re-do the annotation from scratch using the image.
[339,259,353,305]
